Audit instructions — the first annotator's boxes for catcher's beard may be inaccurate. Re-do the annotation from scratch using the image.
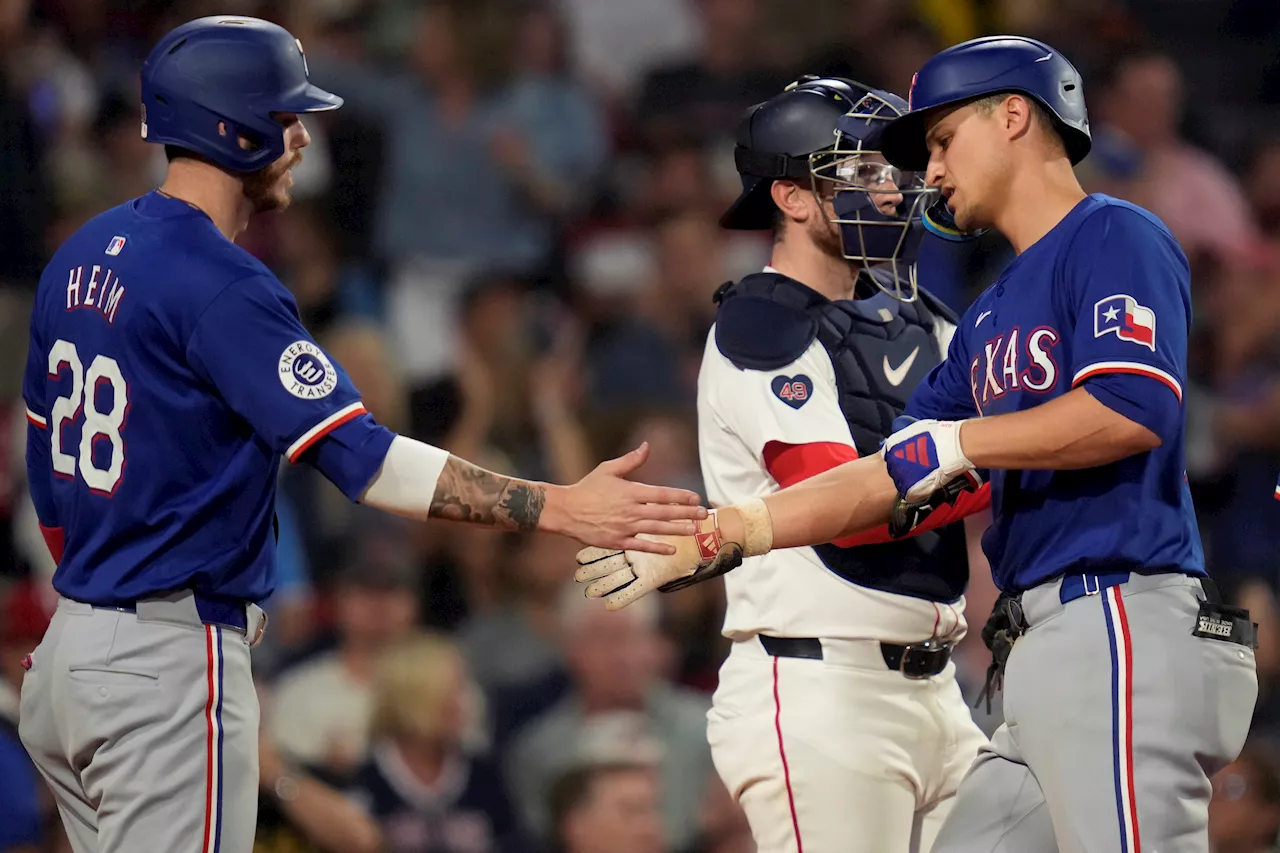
[808,206,845,259]
[242,151,302,213]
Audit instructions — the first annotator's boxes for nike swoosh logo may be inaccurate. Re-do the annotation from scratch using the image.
[975,310,992,327]
[884,347,920,387]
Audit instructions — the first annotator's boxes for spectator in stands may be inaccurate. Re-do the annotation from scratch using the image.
[1209,741,1280,853]
[634,0,785,150]
[0,0,50,289]
[351,632,521,853]
[506,0,611,223]
[549,762,667,853]
[1082,45,1260,261]
[1185,255,1280,587]
[805,1,924,91]
[297,0,607,386]
[556,0,698,103]
[268,539,422,778]
[1245,136,1280,238]
[260,633,520,853]
[458,533,577,738]
[505,587,714,850]
[89,89,161,211]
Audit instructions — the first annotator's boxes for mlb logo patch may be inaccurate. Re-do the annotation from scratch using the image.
[1094,293,1155,351]
[106,236,126,256]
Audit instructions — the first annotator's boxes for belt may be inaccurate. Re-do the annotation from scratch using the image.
[758,635,953,679]
[1058,572,1256,649]
[1057,570,1223,605]
[79,591,265,645]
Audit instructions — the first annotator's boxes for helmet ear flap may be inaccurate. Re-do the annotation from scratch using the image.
[922,195,986,242]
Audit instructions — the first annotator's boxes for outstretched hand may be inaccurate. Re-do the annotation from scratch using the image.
[559,442,708,555]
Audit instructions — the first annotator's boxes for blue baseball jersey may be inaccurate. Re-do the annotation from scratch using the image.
[906,194,1205,593]
[23,191,394,606]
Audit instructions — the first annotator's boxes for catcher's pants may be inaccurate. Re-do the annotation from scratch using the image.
[933,572,1258,853]
[19,593,265,853]
[708,635,988,853]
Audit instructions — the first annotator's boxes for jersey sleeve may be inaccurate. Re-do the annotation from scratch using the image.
[713,339,859,477]
[186,275,370,463]
[904,311,979,421]
[1065,208,1189,418]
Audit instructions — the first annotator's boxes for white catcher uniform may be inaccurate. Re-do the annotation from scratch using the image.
[697,269,990,853]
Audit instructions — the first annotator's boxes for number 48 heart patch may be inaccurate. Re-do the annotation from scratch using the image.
[771,374,811,409]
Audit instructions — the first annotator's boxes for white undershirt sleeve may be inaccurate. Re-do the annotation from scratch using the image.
[358,435,451,520]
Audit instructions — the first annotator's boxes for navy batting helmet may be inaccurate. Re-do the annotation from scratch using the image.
[141,16,342,174]
[879,35,1091,172]
[719,76,865,231]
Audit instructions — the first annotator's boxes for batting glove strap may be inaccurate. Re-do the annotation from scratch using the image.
[884,419,976,502]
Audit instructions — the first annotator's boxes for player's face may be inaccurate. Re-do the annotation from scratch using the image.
[924,103,1008,232]
[241,113,310,213]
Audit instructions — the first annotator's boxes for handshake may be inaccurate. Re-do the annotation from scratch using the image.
[574,499,772,610]
[575,417,983,610]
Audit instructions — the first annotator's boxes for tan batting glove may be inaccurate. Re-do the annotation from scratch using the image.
[574,500,774,610]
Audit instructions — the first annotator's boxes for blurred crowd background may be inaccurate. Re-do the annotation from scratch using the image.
[5,0,1280,851]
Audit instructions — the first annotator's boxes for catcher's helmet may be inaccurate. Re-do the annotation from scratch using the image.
[880,35,1091,172]
[719,76,864,231]
[141,16,342,173]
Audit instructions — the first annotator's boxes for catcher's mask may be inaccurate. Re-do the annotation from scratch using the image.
[811,88,935,302]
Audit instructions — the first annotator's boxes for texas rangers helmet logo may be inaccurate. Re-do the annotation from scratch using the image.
[279,340,338,399]
[1094,294,1155,351]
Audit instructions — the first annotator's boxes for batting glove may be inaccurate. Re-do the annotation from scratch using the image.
[575,501,772,610]
[883,416,976,503]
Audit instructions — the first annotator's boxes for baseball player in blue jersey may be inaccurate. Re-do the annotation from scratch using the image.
[16,17,705,853]
[577,36,1259,852]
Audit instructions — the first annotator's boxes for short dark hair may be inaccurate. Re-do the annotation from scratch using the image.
[548,762,650,843]
[970,93,1066,156]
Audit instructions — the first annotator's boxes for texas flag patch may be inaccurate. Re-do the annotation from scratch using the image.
[1094,294,1155,351]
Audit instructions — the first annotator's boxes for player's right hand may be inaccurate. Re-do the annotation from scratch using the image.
[558,442,708,555]
[575,512,744,610]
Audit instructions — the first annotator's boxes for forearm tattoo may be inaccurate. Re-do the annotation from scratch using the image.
[428,456,546,531]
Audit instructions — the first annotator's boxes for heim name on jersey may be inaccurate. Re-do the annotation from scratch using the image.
[64,263,127,325]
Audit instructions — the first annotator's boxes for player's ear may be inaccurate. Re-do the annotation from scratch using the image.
[771,180,810,227]
[1004,94,1033,144]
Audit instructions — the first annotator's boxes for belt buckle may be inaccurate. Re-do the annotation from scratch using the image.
[1082,574,1101,596]
[900,639,950,680]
